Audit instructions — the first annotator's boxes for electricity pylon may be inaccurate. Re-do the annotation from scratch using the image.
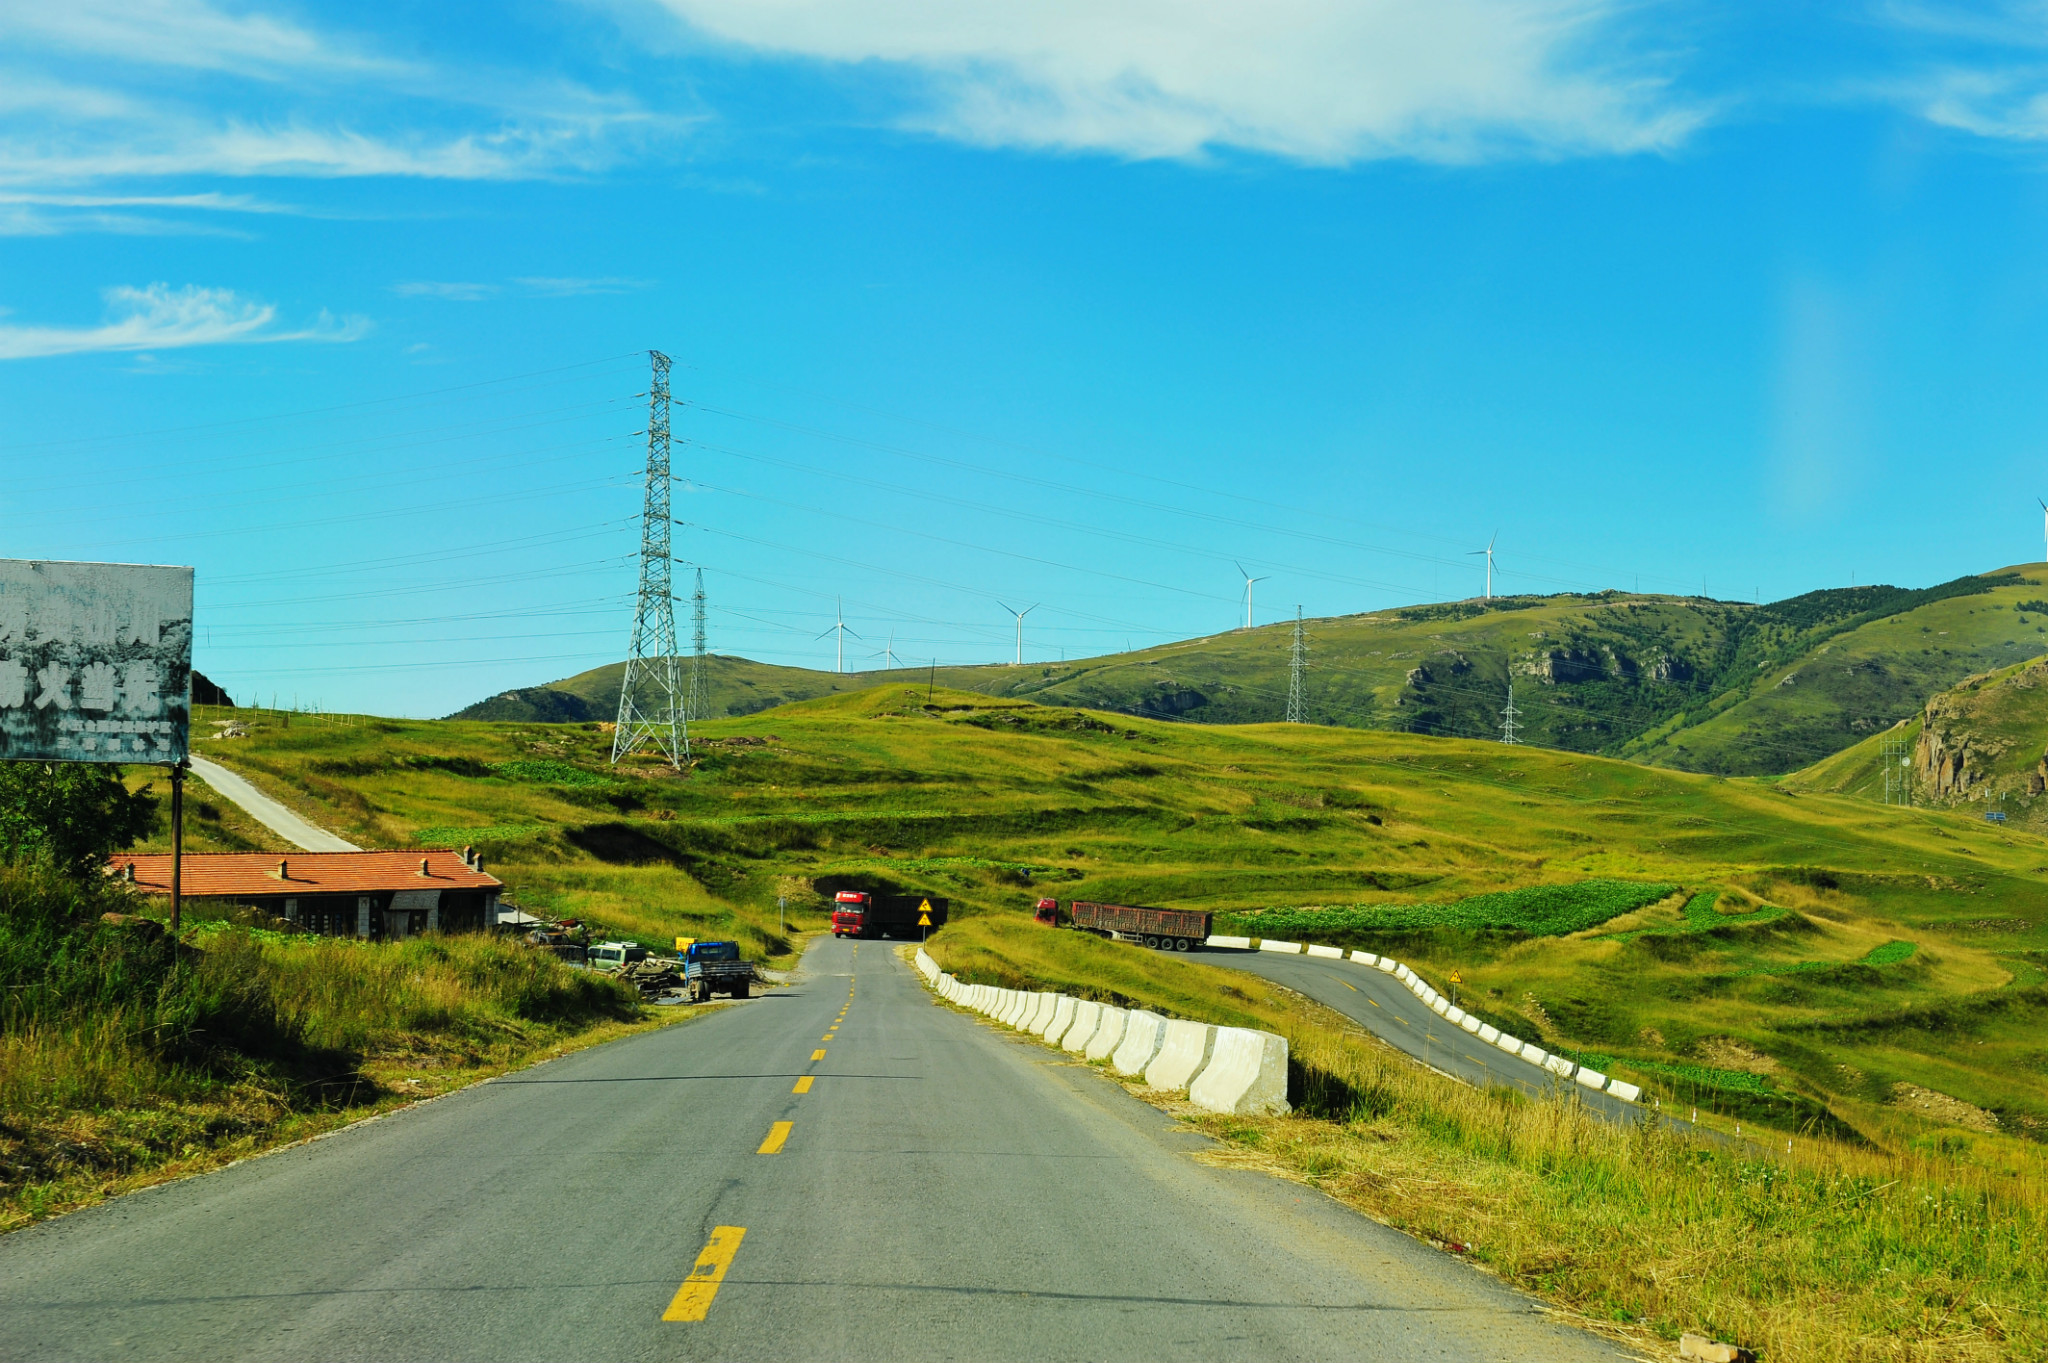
[686,566,707,723]
[1285,606,1307,723]
[1498,682,1521,744]
[611,350,688,768]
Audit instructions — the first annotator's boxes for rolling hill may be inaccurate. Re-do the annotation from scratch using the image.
[453,564,2048,776]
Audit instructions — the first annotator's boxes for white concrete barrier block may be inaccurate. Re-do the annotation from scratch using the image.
[1041,995,1077,1042]
[1305,944,1344,959]
[1444,1006,1466,1025]
[1477,1024,1499,1043]
[1062,1000,1102,1054]
[1376,958,1397,973]
[1349,951,1378,966]
[1111,1011,1169,1076]
[1431,998,1451,1016]
[1518,1042,1548,1065]
[915,949,938,980]
[1495,1033,1524,1054]
[1257,939,1303,954]
[1606,1079,1641,1103]
[1459,1014,1482,1035]
[1575,1067,1607,1091]
[1022,993,1057,1032]
[998,991,1027,1025]
[1144,1019,1218,1091]
[1395,965,1413,981]
[1084,1007,1129,1062]
[1205,935,1252,950]
[1189,1028,1291,1116]
[1544,1054,1577,1080]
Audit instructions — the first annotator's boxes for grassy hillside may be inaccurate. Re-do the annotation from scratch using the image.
[460,565,2048,776]
[195,685,2048,1149]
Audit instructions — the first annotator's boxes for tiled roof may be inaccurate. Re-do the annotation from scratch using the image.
[107,850,503,897]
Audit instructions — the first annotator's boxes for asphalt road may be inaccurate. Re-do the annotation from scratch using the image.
[1195,948,1680,1130]
[187,755,361,852]
[0,937,1630,1362]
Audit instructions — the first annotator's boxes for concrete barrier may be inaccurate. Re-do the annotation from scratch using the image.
[1042,995,1078,1043]
[1377,959,1397,974]
[1022,993,1057,1031]
[1349,951,1378,966]
[915,949,938,980]
[1205,935,1252,950]
[1257,939,1303,954]
[1518,1042,1548,1065]
[1431,997,1451,1016]
[1574,1067,1607,1091]
[999,991,1027,1025]
[1543,1054,1577,1080]
[1443,1006,1465,1025]
[1084,1007,1129,1062]
[1477,1023,1499,1043]
[1062,1000,1102,1054]
[1305,944,1343,959]
[1144,1020,1217,1090]
[1459,1015,1483,1035]
[1111,1011,1169,1076]
[1495,1033,1524,1054]
[1396,965,1414,982]
[1606,1079,1642,1103]
[1188,1028,1291,1116]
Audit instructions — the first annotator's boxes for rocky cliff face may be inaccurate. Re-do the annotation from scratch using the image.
[1913,661,2048,800]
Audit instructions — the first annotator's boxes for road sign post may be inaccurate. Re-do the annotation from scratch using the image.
[1449,970,1462,1008]
[918,897,932,942]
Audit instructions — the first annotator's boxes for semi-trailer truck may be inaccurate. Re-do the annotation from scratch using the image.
[830,891,950,939]
[1061,900,1212,952]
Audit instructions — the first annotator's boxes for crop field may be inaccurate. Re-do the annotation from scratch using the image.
[157,683,2048,1154]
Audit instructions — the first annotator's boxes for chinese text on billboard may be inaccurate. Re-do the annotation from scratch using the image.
[0,560,194,765]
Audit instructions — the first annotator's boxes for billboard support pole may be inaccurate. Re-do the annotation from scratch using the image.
[168,763,184,940]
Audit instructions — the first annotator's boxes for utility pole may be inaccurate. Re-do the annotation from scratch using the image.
[1882,731,1911,806]
[612,350,688,769]
[1285,606,1307,724]
[1498,683,1521,744]
[687,566,707,724]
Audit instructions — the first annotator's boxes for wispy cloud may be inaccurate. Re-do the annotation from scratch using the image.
[643,0,1704,163]
[513,276,654,296]
[393,281,500,301]
[0,0,403,78]
[0,283,369,360]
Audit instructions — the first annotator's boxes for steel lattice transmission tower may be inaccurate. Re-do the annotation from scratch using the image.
[1285,606,1307,723]
[1498,682,1521,744]
[1881,730,1912,806]
[611,350,688,769]
[687,566,708,723]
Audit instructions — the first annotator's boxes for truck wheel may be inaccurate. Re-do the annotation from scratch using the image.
[1174,938,1191,952]
[1143,935,1160,949]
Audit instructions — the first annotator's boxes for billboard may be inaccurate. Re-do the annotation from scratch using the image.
[0,559,194,765]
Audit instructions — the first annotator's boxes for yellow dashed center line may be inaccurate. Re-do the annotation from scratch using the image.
[757,1121,793,1155]
[811,1048,826,1061]
[822,1034,835,1042]
[663,1226,747,1322]
[793,1075,813,1094]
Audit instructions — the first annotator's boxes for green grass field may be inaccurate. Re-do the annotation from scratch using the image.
[179,682,2048,1149]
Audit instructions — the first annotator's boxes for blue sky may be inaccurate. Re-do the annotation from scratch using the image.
[8,1,2048,717]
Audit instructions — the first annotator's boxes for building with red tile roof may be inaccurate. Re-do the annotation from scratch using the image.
[108,849,505,939]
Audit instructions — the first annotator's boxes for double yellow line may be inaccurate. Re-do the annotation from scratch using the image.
[666,965,855,1323]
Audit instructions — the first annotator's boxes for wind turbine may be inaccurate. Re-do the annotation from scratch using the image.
[2038,498,2046,564]
[816,598,860,674]
[999,602,1037,665]
[1467,533,1499,600]
[871,630,902,671]
[1235,562,1269,630]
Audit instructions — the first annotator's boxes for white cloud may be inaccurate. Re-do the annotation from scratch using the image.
[645,0,1703,162]
[0,0,400,77]
[0,283,369,360]
[514,276,655,295]
[393,281,501,301]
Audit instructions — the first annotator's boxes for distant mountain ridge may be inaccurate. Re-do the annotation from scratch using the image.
[451,564,2048,777]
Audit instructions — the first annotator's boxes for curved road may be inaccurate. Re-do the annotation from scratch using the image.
[1195,948,1692,1132]
[187,754,361,852]
[0,936,1628,1361]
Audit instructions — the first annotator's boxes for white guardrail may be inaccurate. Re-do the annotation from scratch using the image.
[1196,935,1644,1106]
[913,948,1289,1116]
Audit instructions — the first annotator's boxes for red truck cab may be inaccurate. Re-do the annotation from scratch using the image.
[1033,898,1060,925]
[831,891,869,938]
